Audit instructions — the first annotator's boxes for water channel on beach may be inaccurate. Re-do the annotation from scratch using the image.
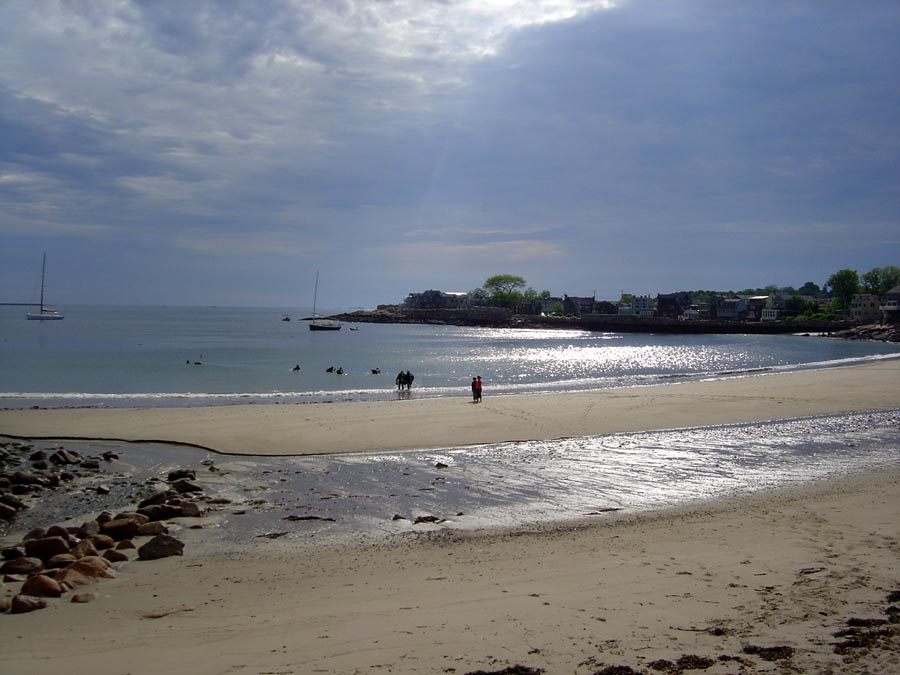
[4,409,899,551]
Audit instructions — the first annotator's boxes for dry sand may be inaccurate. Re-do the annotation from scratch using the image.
[2,360,900,674]
[2,359,899,455]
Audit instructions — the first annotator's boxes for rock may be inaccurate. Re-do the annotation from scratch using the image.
[45,524,70,539]
[77,520,101,538]
[0,597,10,612]
[55,556,116,588]
[168,469,196,482]
[70,539,100,559]
[137,521,168,536]
[0,502,17,519]
[101,451,119,462]
[97,484,111,495]
[138,534,184,561]
[178,502,204,518]
[11,594,48,614]
[49,448,81,465]
[0,493,26,510]
[138,503,182,521]
[0,556,43,575]
[100,517,140,541]
[1,545,26,560]
[31,460,49,471]
[10,471,41,486]
[96,511,113,524]
[87,534,115,550]
[46,553,78,568]
[21,574,63,598]
[113,511,150,525]
[103,548,129,563]
[413,515,443,524]
[170,478,202,494]
[116,539,136,550]
[138,491,167,508]
[24,527,48,540]
[24,536,70,561]
[29,450,47,462]
[71,592,96,603]
[80,458,101,470]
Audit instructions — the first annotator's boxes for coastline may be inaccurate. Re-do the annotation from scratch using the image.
[2,359,899,455]
[3,468,899,674]
[2,360,899,673]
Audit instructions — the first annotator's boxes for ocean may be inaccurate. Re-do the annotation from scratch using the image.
[2,304,899,409]
[2,304,899,543]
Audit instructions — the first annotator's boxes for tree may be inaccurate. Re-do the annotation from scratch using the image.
[797,281,822,298]
[483,274,527,308]
[825,269,860,310]
[862,266,900,295]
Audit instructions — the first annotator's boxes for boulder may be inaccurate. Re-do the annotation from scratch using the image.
[49,448,81,465]
[170,478,202,494]
[77,520,101,538]
[1,545,26,560]
[114,511,150,525]
[24,536,70,561]
[0,493,26,510]
[45,524,70,539]
[0,556,43,575]
[115,539,136,550]
[138,503,182,521]
[55,556,116,588]
[0,502,17,520]
[178,501,204,518]
[11,595,48,614]
[137,521,169,536]
[103,549,129,563]
[21,574,63,598]
[46,553,78,568]
[80,458,101,470]
[0,597,10,612]
[100,517,140,541]
[138,491,167,508]
[138,534,184,561]
[23,527,48,541]
[70,539,100,559]
[87,534,115,550]
[168,468,196,482]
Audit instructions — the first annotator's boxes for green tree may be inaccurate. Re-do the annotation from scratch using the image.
[825,269,860,310]
[483,274,527,308]
[862,265,900,295]
[797,281,822,297]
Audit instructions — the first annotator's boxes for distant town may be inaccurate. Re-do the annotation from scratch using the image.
[337,267,900,339]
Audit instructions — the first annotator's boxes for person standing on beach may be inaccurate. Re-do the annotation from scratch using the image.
[475,376,482,402]
[405,371,414,390]
[471,377,478,402]
[396,371,405,390]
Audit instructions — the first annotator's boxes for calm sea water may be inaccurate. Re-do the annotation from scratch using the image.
[1,304,899,408]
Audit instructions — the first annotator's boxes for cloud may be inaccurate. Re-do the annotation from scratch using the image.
[0,1,897,306]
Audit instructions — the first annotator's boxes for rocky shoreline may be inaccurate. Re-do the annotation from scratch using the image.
[0,440,209,615]
[334,307,898,340]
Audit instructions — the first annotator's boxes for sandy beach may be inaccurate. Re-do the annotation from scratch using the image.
[2,361,899,674]
[2,359,899,455]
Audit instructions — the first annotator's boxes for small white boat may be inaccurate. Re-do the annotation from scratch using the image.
[26,253,64,321]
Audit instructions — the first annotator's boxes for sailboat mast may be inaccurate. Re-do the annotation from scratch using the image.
[39,253,47,312]
[313,270,320,316]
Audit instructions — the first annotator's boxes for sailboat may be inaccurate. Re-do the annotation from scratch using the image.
[26,253,64,321]
[309,270,340,331]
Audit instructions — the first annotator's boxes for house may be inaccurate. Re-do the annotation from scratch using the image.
[715,296,748,321]
[404,290,469,310]
[850,294,881,323]
[618,295,655,317]
[560,295,617,317]
[881,286,900,324]
[656,294,685,319]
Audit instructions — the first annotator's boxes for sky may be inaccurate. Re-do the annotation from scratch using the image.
[1,0,898,309]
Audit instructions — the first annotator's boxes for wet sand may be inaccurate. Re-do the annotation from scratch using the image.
[2,360,899,674]
[1,359,899,455]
